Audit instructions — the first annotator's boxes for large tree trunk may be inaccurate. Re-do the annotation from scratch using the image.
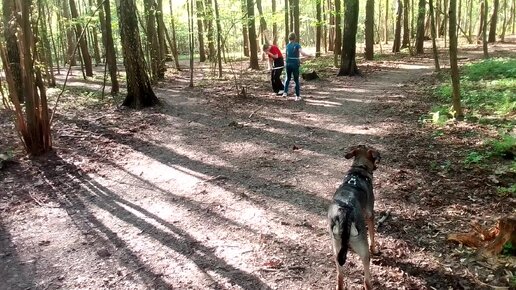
[415,0,426,54]
[429,0,440,71]
[144,0,162,81]
[338,0,359,76]
[196,0,207,62]
[241,0,250,56]
[448,0,463,119]
[392,0,403,52]
[365,0,375,59]
[328,0,334,51]
[3,0,23,102]
[117,0,159,108]
[482,0,489,57]
[156,0,167,73]
[38,0,57,87]
[204,0,217,60]
[284,0,289,43]
[69,0,93,76]
[293,0,300,40]
[316,0,322,57]
[488,0,499,42]
[500,0,508,41]
[247,0,260,69]
[402,0,410,48]
[62,0,77,66]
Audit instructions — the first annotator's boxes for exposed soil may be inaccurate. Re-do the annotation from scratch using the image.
[1,42,515,290]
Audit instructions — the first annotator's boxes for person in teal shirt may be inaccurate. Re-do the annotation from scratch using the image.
[282,32,312,101]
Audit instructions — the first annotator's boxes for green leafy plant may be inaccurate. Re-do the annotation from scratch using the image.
[497,184,516,197]
[502,241,515,256]
[487,134,516,159]
[464,151,485,165]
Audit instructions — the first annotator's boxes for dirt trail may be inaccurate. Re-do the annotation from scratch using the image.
[1,51,513,290]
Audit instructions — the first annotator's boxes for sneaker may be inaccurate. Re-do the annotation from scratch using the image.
[282,92,288,97]
[276,90,284,96]
[295,95,302,101]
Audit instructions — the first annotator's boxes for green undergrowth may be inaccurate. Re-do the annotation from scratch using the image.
[424,58,516,198]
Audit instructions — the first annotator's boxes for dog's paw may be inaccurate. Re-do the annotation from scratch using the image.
[370,246,380,256]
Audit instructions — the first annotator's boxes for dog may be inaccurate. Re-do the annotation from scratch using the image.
[301,70,319,81]
[328,145,381,290]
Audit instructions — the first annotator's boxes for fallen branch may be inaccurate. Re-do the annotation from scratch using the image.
[249,106,263,119]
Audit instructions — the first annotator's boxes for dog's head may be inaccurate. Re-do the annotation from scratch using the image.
[344,145,381,172]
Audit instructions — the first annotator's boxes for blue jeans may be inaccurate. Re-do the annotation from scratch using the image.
[284,63,300,97]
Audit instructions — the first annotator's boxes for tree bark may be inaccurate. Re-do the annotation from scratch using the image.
[448,0,463,119]
[247,0,260,69]
[117,0,159,108]
[3,0,23,102]
[384,0,389,43]
[62,0,77,66]
[241,0,250,56]
[316,0,322,57]
[284,0,289,43]
[501,0,508,41]
[488,0,499,42]
[293,0,300,40]
[402,0,410,48]
[196,0,207,62]
[214,0,224,75]
[144,0,162,81]
[272,0,278,44]
[338,0,359,76]
[365,0,375,59]
[188,0,194,86]
[69,0,93,76]
[204,0,216,60]
[168,0,181,69]
[99,0,119,94]
[483,0,489,57]
[156,0,168,72]
[256,0,268,43]
[334,0,342,66]
[415,0,426,54]
[429,0,440,71]
[393,0,403,52]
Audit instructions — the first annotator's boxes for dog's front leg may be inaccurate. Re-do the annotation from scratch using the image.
[335,262,344,290]
[366,216,378,254]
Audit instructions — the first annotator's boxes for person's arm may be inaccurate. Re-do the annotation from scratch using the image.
[265,50,279,59]
[299,48,312,57]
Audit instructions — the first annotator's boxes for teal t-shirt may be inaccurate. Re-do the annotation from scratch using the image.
[285,42,301,66]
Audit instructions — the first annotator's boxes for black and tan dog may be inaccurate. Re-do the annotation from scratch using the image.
[328,145,380,290]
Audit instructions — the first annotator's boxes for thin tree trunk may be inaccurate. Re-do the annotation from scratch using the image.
[323,0,327,52]
[384,0,389,43]
[293,0,300,40]
[169,0,181,69]
[415,0,426,54]
[429,0,440,71]
[338,0,359,76]
[393,0,402,52]
[204,0,216,60]
[285,0,289,43]
[483,0,489,57]
[156,0,167,73]
[3,0,23,102]
[69,0,93,76]
[448,0,463,119]
[62,0,77,66]
[144,0,161,81]
[256,0,268,44]
[188,0,194,86]
[488,0,499,42]
[365,0,375,59]
[467,0,473,42]
[214,0,224,75]
[500,0,508,41]
[272,0,278,44]
[478,1,485,43]
[100,0,119,94]
[334,0,342,66]
[241,0,250,56]
[316,0,322,56]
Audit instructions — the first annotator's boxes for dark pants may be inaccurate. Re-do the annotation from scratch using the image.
[284,63,300,97]
[271,57,284,93]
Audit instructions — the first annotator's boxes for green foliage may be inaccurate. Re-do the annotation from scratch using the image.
[435,58,516,117]
[487,134,516,158]
[497,184,516,197]
[464,151,485,165]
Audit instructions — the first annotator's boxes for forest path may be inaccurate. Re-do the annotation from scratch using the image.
[1,48,513,290]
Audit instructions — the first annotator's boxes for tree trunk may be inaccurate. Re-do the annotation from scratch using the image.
[284,0,289,43]
[322,0,327,52]
[292,0,300,40]
[204,0,216,60]
[88,0,102,66]
[478,1,485,44]
[415,0,426,54]
[501,0,508,41]
[334,0,342,66]
[448,0,463,119]
[365,0,375,59]
[272,0,278,44]
[338,0,359,76]
[256,0,268,44]
[156,0,167,73]
[429,0,440,71]
[195,0,207,62]
[467,0,473,42]
[37,0,56,87]
[214,0,224,76]
[316,0,322,57]
[328,0,334,51]
[99,0,119,94]
[488,0,499,42]
[402,0,410,48]
[483,0,489,57]
[384,0,389,43]
[188,0,194,86]
[247,0,260,69]
[144,0,162,81]
[167,0,180,69]
[117,0,159,108]
[392,0,403,52]
[241,0,250,56]
[3,0,23,102]
[69,0,93,76]
[62,0,77,66]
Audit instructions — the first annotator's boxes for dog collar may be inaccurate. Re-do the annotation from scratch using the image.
[344,173,371,185]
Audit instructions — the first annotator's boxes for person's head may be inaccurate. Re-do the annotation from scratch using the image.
[262,43,270,52]
[288,32,297,42]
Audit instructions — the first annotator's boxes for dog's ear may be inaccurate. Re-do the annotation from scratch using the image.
[345,148,357,159]
[368,149,381,163]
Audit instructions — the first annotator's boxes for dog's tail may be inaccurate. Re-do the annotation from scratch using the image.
[331,205,353,266]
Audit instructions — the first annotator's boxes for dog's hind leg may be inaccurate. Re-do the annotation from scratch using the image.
[351,239,372,290]
[366,216,378,254]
